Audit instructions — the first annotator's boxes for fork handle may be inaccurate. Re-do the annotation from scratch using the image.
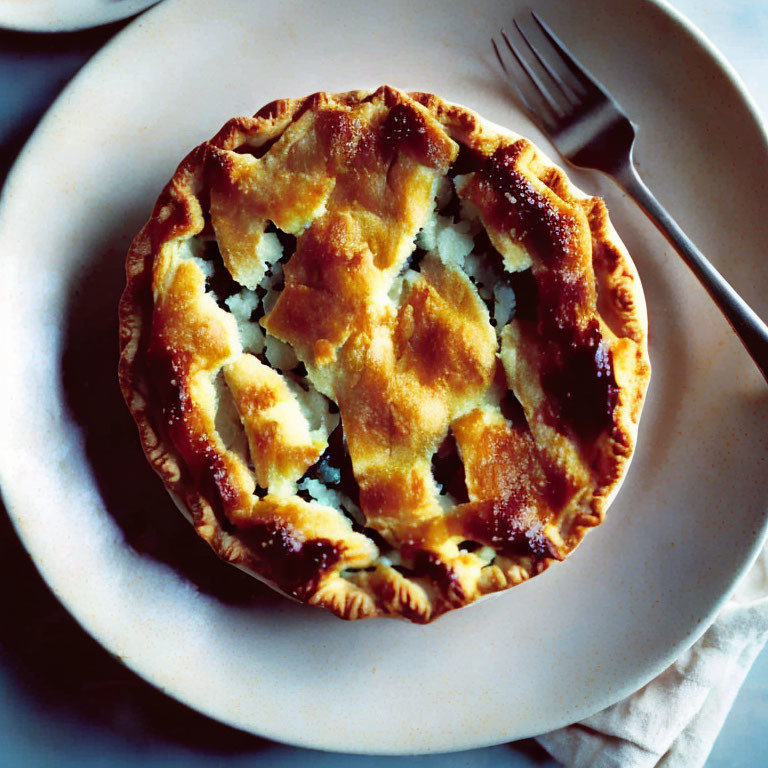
[614,158,768,383]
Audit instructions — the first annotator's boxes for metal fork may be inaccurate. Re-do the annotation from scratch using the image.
[493,12,768,382]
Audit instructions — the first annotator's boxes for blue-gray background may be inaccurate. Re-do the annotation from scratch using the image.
[1,1,766,765]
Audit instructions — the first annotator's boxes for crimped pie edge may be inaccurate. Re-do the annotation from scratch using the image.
[118,86,650,623]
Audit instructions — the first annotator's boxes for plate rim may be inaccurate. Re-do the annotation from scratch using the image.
[0,0,160,33]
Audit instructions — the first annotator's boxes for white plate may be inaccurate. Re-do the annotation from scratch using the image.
[1,0,767,755]
[0,0,159,32]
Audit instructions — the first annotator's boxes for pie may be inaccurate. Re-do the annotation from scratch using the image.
[118,86,650,623]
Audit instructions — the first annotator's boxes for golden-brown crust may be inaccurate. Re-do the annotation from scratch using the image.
[119,86,650,623]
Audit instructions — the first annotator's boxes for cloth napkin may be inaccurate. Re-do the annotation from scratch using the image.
[536,546,768,768]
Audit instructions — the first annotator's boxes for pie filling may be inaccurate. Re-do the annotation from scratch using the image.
[178,158,530,576]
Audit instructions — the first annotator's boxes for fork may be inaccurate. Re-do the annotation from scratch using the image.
[493,11,768,383]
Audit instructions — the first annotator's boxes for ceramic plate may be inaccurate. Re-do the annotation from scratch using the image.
[0,0,767,755]
[0,0,159,32]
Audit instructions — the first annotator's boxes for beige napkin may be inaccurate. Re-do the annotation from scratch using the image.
[537,546,768,768]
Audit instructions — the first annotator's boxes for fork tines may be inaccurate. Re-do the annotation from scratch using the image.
[493,11,606,129]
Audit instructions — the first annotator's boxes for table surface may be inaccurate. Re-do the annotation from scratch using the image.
[0,1,766,765]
